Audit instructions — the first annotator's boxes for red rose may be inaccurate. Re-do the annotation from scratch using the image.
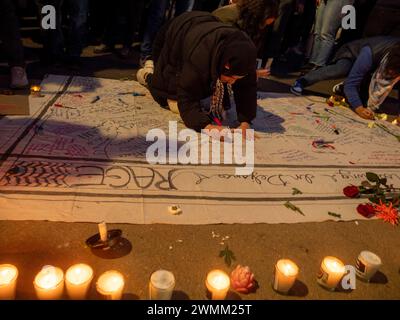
[356,203,376,218]
[343,186,360,198]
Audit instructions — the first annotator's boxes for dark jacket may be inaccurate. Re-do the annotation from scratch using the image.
[150,12,258,132]
[332,36,400,69]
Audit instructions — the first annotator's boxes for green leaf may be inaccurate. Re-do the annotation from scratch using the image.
[284,201,305,216]
[380,178,387,186]
[328,212,342,219]
[366,172,380,183]
[292,188,303,195]
[219,246,236,267]
[368,196,380,204]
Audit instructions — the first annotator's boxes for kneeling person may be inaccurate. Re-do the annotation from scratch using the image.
[136,12,258,133]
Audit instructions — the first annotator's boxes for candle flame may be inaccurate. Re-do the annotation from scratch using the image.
[0,265,17,285]
[207,270,230,290]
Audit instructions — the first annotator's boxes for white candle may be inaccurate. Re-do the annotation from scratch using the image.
[273,259,299,294]
[149,270,175,300]
[205,270,230,300]
[317,256,345,290]
[65,264,93,300]
[0,264,18,300]
[98,222,108,242]
[356,251,382,282]
[34,266,64,300]
[96,270,124,300]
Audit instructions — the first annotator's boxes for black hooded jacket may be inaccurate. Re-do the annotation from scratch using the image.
[150,12,258,132]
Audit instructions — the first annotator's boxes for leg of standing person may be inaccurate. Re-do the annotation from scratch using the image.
[291,58,353,95]
[0,0,28,88]
[310,0,354,67]
[308,0,326,67]
[66,0,89,63]
[140,0,170,65]
[36,0,65,64]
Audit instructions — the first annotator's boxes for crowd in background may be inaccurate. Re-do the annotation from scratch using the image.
[0,0,399,119]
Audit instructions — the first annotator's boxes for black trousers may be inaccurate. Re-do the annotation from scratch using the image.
[0,0,25,67]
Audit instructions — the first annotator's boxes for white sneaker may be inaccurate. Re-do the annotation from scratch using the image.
[136,67,151,86]
[10,66,28,89]
[143,60,154,73]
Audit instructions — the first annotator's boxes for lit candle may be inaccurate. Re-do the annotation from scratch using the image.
[356,251,382,282]
[65,264,93,300]
[98,222,108,242]
[149,270,175,300]
[0,264,18,300]
[34,266,64,300]
[96,270,124,300]
[30,85,41,96]
[273,259,299,294]
[317,256,345,291]
[205,270,230,300]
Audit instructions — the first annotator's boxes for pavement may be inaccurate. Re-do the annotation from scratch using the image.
[0,40,400,300]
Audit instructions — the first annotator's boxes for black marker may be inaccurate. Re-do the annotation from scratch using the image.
[91,96,100,103]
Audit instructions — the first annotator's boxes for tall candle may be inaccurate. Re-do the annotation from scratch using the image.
[34,266,64,300]
[317,256,345,291]
[96,270,124,300]
[205,270,230,300]
[149,270,175,300]
[65,264,93,300]
[98,222,108,242]
[356,251,382,282]
[273,259,299,294]
[0,264,18,300]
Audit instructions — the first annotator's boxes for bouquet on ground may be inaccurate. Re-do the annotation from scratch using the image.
[343,172,399,226]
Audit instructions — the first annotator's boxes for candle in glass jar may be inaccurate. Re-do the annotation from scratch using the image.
[205,270,230,300]
[317,256,345,290]
[65,264,93,300]
[34,266,64,300]
[356,251,382,282]
[0,264,18,300]
[96,270,124,300]
[273,259,299,294]
[149,270,175,300]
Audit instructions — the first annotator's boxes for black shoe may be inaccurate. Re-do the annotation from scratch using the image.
[65,56,82,70]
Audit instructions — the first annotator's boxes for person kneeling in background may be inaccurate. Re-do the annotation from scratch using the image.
[291,37,400,121]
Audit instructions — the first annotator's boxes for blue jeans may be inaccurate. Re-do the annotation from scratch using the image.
[302,58,353,86]
[36,0,89,58]
[140,0,194,60]
[309,0,354,67]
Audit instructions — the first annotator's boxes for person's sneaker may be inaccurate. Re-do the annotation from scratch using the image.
[93,44,114,54]
[290,80,304,96]
[10,66,28,89]
[136,67,152,86]
[332,82,344,95]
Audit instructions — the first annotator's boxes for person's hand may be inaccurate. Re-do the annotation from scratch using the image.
[316,0,321,5]
[256,68,271,80]
[231,122,256,140]
[355,106,375,120]
[204,124,231,141]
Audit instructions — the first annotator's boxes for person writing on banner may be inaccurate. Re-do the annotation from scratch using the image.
[291,37,400,121]
[136,11,258,136]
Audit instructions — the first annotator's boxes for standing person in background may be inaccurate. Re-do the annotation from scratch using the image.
[35,0,89,68]
[93,0,146,59]
[139,0,195,69]
[0,0,28,88]
[301,0,355,72]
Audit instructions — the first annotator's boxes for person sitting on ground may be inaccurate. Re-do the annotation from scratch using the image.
[290,36,400,120]
[136,11,257,134]
[212,0,279,79]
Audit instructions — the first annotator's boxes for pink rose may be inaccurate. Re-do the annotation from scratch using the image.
[230,265,256,294]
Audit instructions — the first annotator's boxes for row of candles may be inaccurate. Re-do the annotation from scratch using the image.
[0,251,382,300]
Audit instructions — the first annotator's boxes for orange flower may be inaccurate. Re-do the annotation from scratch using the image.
[374,201,399,226]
